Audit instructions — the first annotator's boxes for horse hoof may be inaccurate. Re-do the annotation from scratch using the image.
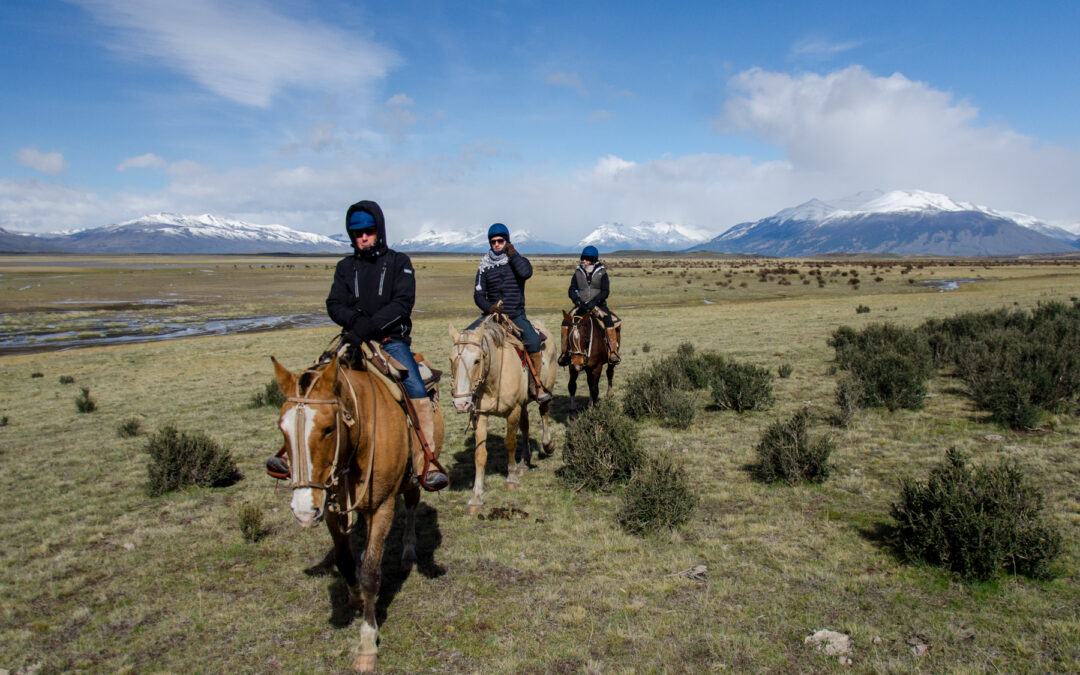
[506,481,518,490]
[352,652,377,672]
[466,504,483,516]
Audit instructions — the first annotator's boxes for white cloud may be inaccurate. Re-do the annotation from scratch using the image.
[117,153,168,170]
[16,148,68,175]
[377,93,417,142]
[72,0,399,107]
[546,72,586,97]
[790,37,861,60]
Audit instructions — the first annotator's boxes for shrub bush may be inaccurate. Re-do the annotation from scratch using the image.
[145,425,240,497]
[890,448,1062,581]
[753,408,832,485]
[851,351,927,411]
[777,363,793,379]
[711,361,774,412]
[832,374,861,427]
[0,416,8,427]
[623,358,692,423]
[30,372,43,379]
[238,503,266,543]
[855,304,870,314]
[59,375,75,384]
[250,378,287,408]
[617,453,697,535]
[75,387,97,413]
[117,417,142,438]
[561,399,644,491]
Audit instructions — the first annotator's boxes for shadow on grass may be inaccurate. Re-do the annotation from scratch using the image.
[446,420,553,491]
[303,500,445,629]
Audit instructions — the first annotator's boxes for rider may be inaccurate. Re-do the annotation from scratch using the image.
[559,245,620,366]
[267,200,448,491]
[467,223,552,403]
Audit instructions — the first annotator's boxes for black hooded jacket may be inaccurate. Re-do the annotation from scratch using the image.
[326,200,416,345]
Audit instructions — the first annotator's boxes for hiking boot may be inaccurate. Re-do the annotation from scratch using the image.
[266,456,289,480]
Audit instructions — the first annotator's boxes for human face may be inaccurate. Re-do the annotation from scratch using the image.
[489,236,506,253]
[351,226,378,250]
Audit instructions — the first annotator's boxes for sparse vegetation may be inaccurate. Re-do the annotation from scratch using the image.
[250,378,286,408]
[891,448,1062,581]
[75,387,97,413]
[238,503,266,543]
[30,372,43,378]
[617,452,697,535]
[753,408,833,485]
[144,425,240,497]
[117,417,142,438]
[59,375,75,384]
[711,360,774,412]
[777,362,793,379]
[561,399,644,491]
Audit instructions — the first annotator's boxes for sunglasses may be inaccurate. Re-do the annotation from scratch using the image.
[350,226,378,237]
[489,237,506,244]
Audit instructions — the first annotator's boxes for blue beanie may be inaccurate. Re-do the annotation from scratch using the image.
[347,210,376,230]
[580,245,599,261]
[487,223,510,241]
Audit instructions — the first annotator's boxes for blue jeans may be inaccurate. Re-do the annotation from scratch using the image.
[467,313,541,353]
[383,340,427,399]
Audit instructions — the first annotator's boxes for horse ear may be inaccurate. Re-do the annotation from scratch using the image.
[562,310,571,321]
[321,358,339,389]
[449,323,460,342]
[270,356,295,398]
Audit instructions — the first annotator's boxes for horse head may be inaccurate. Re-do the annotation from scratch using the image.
[449,322,490,414]
[567,313,593,371]
[272,355,348,528]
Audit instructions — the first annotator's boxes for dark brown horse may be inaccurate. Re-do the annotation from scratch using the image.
[271,355,443,672]
[561,310,617,417]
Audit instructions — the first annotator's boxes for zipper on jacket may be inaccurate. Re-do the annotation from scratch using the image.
[378,264,387,296]
[354,270,359,298]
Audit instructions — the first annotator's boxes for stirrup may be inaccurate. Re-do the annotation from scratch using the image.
[266,456,289,480]
[416,470,449,491]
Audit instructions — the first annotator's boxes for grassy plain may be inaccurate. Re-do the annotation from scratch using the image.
[1,254,1079,673]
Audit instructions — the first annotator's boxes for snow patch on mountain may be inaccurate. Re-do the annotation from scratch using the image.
[578,221,713,251]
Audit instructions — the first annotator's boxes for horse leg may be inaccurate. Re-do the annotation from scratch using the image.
[467,415,488,515]
[504,406,521,487]
[351,500,396,673]
[606,363,616,396]
[400,487,420,572]
[568,368,579,419]
[326,511,360,606]
[588,366,601,406]
[517,402,532,475]
[539,398,554,455]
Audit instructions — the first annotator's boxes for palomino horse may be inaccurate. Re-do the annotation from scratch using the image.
[562,310,617,417]
[448,315,556,514]
[271,355,443,673]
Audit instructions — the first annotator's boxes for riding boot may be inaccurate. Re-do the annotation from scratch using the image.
[410,397,448,491]
[557,323,571,366]
[529,352,552,403]
[605,326,621,364]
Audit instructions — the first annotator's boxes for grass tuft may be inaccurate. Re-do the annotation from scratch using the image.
[59,375,75,384]
[250,378,286,408]
[117,417,142,438]
[238,503,266,543]
[75,387,97,413]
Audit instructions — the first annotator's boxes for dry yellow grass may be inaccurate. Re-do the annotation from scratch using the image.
[1,254,1079,673]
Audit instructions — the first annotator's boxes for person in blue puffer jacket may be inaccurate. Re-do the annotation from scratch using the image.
[467,223,552,403]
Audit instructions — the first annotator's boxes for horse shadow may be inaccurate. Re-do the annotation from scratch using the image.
[303,501,445,629]
[446,421,557,491]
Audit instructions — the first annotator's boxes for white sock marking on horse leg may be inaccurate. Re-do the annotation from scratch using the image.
[358,620,379,655]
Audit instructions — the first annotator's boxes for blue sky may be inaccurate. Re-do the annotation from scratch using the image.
[2,0,1079,242]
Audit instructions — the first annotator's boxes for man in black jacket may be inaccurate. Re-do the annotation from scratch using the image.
[559,245,620,365]
[467,223,552,403]
[268,200,447,491]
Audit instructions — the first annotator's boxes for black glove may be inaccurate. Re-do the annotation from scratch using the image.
[350,315,376,341]
[504,242,517,257]
[487,299,505,314]
[582,301,595,313]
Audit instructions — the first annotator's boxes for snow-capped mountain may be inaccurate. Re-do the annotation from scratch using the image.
[0,227,65,253]
[4,214,352,254]
[690,190,1080,257]
[577,221,713,252]
[394,228,570,254]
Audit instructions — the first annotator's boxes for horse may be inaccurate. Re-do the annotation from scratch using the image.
[271,354,443,673]
[448,315,556,515]
[562,310,617,418]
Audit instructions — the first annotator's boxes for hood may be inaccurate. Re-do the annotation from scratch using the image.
[345,200,388,257]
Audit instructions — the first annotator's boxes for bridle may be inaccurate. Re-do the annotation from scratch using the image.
[450,330,490,404]
[568,314,594,368]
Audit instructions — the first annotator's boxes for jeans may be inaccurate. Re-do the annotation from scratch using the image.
[467,313,541,353]
[383,340,427,399]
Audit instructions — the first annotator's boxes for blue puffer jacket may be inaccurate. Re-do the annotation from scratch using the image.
[473,249,533,318]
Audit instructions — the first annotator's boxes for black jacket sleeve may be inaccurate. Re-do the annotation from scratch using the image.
[593,270,610,306]
[509,251,533,280]
[359,254,414,342]
[473,268,492,314]
[327,259,370,334]
[568,273,583,307]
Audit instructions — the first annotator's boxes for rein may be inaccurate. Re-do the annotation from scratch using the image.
[450,331,489,405]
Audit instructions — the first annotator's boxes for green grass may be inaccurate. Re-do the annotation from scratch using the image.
[1,255,1079,672]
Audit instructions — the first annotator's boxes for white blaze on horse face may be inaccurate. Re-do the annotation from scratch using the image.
[280,405,323,525]
[451,346,480,412]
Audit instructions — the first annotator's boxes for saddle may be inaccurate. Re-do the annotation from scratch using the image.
[319,339,441,403]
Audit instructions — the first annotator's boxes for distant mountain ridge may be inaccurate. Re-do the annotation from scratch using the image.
[577,221,713,252]
[690,190,1079,257]
[394,228,569,253]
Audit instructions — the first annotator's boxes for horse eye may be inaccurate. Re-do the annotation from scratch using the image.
[321,426,334,437]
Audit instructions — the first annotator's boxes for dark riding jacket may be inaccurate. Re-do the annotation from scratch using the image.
[326,200,415,346]
[568,262,610,313]
[473,249,533,318]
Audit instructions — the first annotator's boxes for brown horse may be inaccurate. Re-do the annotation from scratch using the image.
[449,316,556,514]
[562,310,617,417]
[271,355,443,672]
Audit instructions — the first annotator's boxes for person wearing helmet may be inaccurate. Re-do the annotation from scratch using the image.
[267,200,448,491]
[559,245,620,366]
[467,223,552,403]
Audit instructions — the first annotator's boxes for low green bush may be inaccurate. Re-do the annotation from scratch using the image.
[753,408,832,485]
[117,417,142,438]
[0,416,8,427]
[238,503,266,543]
[30,372,43,379]
[59,375,75,384]
[777,363,793,379]
[561,399,644,491]
[250,378,287,408]
[75,387,97,413]
[890,448,1062,581]
[711,362,774,412]
[618,453,697,535]
[145,425,240,497]
[832,374,860,427]
[851,352,927,411]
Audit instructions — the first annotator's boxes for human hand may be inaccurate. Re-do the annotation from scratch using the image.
[489,299,505,314]
[504,242,517,257]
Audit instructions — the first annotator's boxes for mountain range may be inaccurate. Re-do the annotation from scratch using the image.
[2,190,1076,256]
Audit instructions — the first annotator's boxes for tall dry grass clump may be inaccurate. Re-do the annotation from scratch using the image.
[145,425,240,497]
[561,399,644,491]
[890,448,1062,581]
[617,452,697,536]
